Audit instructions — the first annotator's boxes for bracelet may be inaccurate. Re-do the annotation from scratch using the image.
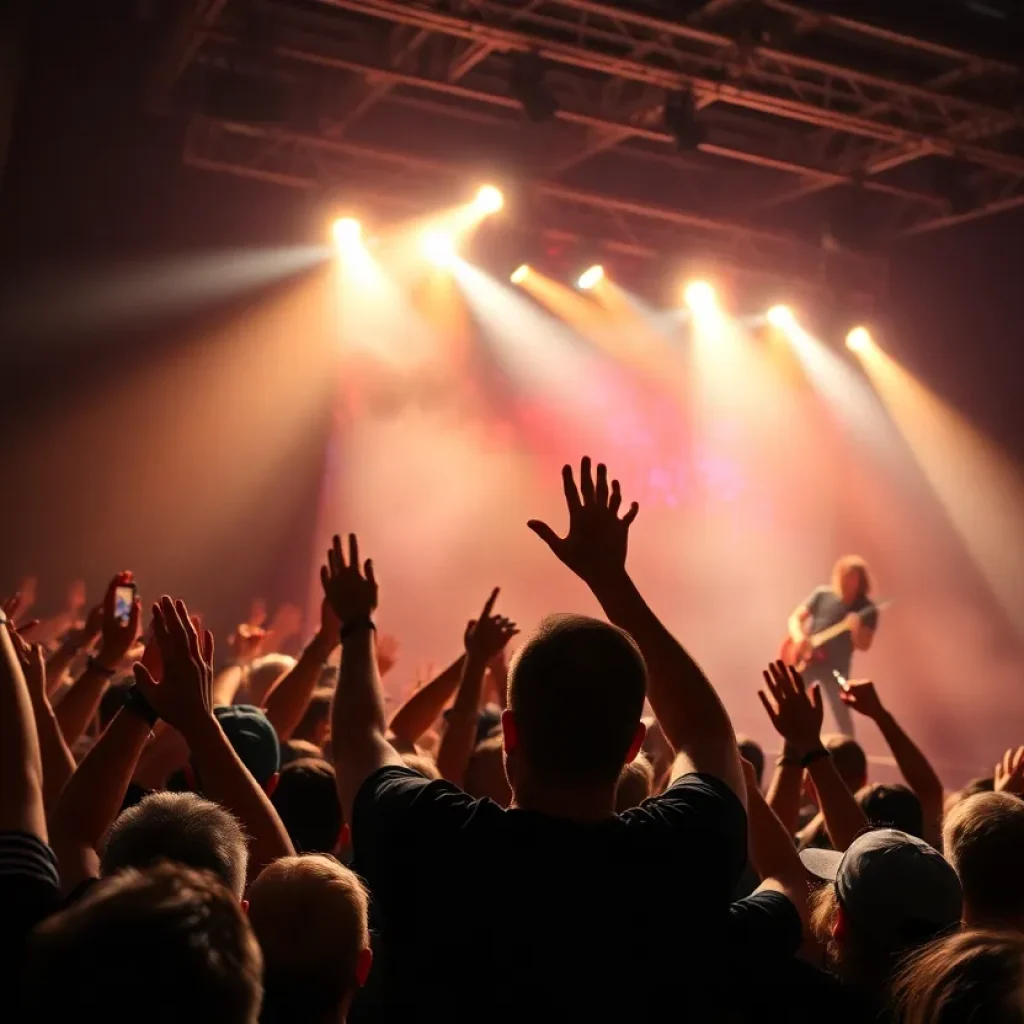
[340,615,376,640]
[121,683,160,729]
[86,655,118,679]
[800,746,831,768]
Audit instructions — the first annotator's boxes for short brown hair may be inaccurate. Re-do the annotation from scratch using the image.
[102,791,249,897]
[508,614,646,787]
[892,929,1024,1024]
[26,863,262,1024]
[824,733,868,791]
[271,758,343,854]
[944,792,1024,928]
[248,855,369,1023]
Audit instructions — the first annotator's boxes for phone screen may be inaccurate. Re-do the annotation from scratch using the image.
[114,585,136,627]
[832,669,850,693]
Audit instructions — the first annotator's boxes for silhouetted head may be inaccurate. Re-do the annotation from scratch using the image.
[503,614,647,809]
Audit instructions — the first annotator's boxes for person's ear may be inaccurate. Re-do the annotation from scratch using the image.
[832,902,847,942]
[263,772,280,798]
[355,946,374,988]
[337,822,352,851]
[625,721,647,765]
[501,709,519,753]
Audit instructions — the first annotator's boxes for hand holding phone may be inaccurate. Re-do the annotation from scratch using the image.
[832,669,850,693]
[114,584,137,628]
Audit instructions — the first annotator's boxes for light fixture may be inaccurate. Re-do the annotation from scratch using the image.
[846,326,872,353]
[683,280,717,314]
[421,231,456,267]
[577,265,604,290]
[766,305,795,329]
[331,217,362,248]
[475,185,504,215]
[510,264,530,284]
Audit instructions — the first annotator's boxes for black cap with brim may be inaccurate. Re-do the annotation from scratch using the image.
[799,829,962,950]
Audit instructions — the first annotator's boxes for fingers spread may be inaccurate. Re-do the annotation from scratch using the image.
[595,463,609,507]
[579,456,595,505]
[561,465,581,513]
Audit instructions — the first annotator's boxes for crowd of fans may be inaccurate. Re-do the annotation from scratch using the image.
[3,456,1024,1023]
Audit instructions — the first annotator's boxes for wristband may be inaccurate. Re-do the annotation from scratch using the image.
[800,746,831,768]
[122,683,159,728]
[339,615,376,641]
[87,655,118,679]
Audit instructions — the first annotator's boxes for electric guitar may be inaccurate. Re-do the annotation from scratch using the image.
[778,599,893,671]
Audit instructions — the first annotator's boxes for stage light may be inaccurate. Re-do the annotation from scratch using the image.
[684,280,716,315]
[510,264,530,284]
[766,305,795,329]
[475,185,504,214]
[421,231,456,267]
[577,265,604,290]
[331,217,361,248]
[846,326,872,353]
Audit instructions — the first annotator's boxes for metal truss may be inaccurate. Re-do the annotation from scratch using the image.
[154,0,1024,296]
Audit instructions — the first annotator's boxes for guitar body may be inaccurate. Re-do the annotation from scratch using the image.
[777,635,825,671]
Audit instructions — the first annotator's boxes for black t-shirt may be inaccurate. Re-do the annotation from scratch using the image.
[352,767,748,1022]
[0,832,60,999]
[803,587,878,678]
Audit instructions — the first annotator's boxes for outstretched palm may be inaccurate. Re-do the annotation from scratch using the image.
[528,457,639,584]
[320,533,378,624]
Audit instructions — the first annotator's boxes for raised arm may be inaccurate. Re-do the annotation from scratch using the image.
[0,610,45,839]
[759,661,868,852]
[45,604,102,697]
[528,458,744,802]
[840,679,942,844]
[53,573,140,746]
[262,599,339,741]
[134,597,294,884]
[321,535,404,823]
[388,655,466,749]
[436,591,517,786]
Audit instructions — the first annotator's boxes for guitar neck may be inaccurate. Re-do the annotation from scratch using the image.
[810,600,890,648]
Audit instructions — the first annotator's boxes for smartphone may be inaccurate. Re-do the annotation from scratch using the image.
[832,669,850,693]
[114,583,136,627]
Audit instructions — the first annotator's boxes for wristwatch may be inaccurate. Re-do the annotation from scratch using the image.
[121,683,160,729]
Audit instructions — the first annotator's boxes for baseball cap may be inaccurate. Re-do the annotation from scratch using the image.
[801,829,962,949]
[214,705,281,787]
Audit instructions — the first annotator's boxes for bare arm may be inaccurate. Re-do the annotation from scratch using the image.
[529,459,743,802]
[760,661,869,852]
[262,607,337,741]
[52,706,153,894]
[436,592,517,787]
[841,680,942,844]
[22,644,77,819]
[764,750,804,836]
[388,655,466,749]
[45,608,101,697]
[0,617,45,839]
[134,596,295,887]
[323,535,404,824]
[53,574,141,746]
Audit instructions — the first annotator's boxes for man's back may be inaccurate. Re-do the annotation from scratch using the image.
[353,766,747,1021]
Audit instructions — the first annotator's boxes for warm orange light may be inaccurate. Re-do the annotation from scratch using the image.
[766,304,795,329]
[331,217,362,248]
[846,326,873,353]
[475,184,505,214]
[684,280,716,314]
[510,264,530,284]
[421,231,456,267]
[577,265,604,290]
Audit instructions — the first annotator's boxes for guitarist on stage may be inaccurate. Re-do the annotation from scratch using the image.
[785,555,879,737]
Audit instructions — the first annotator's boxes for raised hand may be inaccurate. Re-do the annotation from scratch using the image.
[464,588,519,664]
[66,579,87,617]
[96,572,142,671]
[227,623,267,664]
[7,627,46,701]
[133,597,214,736]
[269,603,303,644]
[839,678,885,720]
[528,457,639,585]
[320,534,378,625]
[758,660,824,756]
[995,745,1024,796]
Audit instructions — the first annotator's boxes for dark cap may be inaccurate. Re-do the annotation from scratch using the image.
[801,829,962,949]
[214,705,281,787]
